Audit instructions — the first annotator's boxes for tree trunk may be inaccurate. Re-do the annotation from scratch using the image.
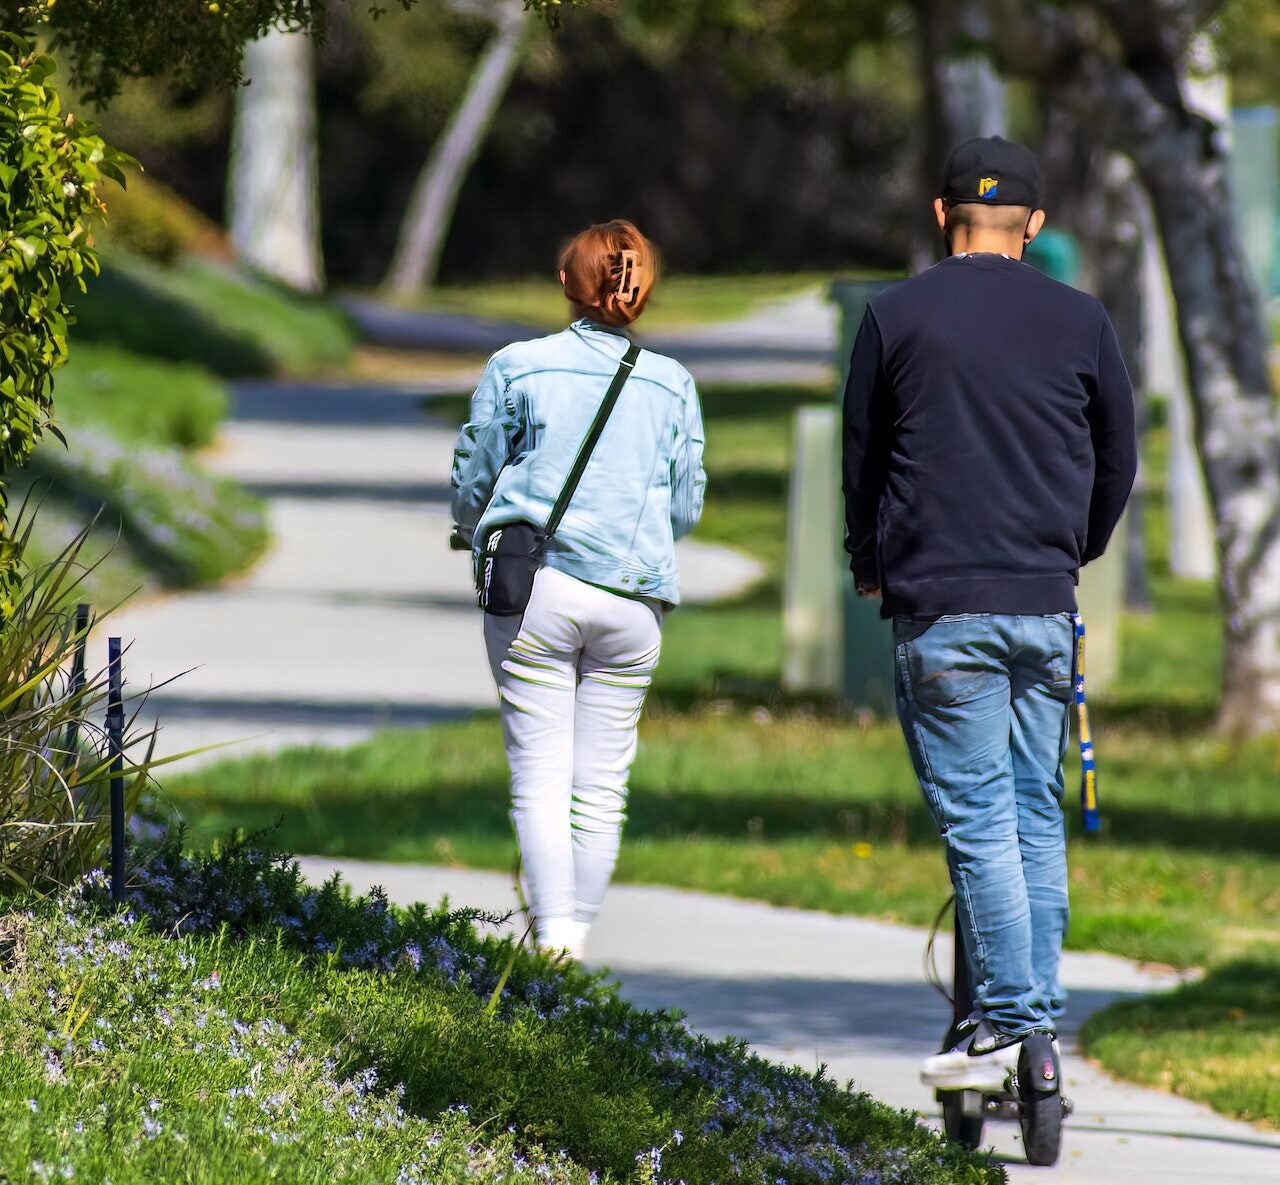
[384,0,527,298]
[980,0,1280,732]
[1132,102,1280,733]
[1094,154,1152,611]
[228,26,324,294]
[911,0,961,272]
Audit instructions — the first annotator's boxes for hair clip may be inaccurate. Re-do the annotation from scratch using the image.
[615,249,641,306]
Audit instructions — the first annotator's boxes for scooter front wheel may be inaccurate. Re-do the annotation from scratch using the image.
[1017,1034,1063,1166]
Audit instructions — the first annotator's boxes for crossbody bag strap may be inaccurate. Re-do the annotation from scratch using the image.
[544,342,641,538]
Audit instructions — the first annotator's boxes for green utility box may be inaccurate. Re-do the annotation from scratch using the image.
[1023,228,1081,286]
[829,278,896,712]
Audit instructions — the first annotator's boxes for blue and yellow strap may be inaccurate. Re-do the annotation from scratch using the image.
[1071,614,1101,834]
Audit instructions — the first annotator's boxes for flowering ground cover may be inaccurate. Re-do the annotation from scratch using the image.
[0,841,1000,1184]
[15,338,268,600]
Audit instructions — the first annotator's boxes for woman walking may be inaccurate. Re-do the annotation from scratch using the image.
[450,220,706,959]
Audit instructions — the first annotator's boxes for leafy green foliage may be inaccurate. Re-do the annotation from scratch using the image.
[0,38,130,547]
[2,0,588,105]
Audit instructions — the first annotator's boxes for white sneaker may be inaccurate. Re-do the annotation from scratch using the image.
[536,917,589,961]
[922,1041,1021,1092]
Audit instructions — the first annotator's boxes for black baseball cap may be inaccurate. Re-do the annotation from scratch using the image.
[941,136,1044,208]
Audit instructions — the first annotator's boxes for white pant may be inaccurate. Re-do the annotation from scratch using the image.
[484,567,662,944]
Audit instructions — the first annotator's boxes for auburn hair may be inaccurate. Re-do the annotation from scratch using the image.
[559,220,660,328]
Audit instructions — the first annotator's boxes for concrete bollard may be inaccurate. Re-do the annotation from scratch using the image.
[1076,516,1127,693]
[782,407,843,695]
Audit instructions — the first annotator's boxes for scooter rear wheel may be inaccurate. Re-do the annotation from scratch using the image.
[941,1093,985,1150]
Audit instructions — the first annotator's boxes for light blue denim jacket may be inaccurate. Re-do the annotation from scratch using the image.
[450,318,706,605]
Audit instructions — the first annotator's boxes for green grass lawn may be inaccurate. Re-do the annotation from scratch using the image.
[414,273,832,333]
[167,381,1280,1127]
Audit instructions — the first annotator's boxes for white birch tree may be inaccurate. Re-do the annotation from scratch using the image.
[228,25,325,294]
[384,0,529,297]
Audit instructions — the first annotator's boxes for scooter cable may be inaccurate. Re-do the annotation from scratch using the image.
[924,892,957,1005]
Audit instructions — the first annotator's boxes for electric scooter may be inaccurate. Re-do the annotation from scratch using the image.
[933,908,1071,1165]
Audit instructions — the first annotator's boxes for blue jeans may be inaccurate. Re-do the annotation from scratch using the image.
[894,613,1074,1036]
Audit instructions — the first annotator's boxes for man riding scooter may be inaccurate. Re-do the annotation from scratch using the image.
[842,137,1137,1092]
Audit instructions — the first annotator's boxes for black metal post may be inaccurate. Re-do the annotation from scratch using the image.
[108,636,125,905]
[952,907,975,1033]
[62,603,91,761]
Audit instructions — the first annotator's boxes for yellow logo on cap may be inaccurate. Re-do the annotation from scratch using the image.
[978,176,1000,199]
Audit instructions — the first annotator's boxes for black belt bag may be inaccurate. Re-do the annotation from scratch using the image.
[477,342,641,616]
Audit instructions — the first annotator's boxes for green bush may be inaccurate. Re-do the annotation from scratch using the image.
[96,171,228,264]
[54,342,227,449]
[71,251,357,377]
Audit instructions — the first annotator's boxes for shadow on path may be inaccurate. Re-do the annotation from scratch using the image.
[242,479,453,503]
[135,694,475,730]
[338,296,833,369]
[611,970,1131,1055]
[231,381,464,427]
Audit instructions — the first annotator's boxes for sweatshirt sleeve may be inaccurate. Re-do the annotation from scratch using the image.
[842,307,894,587]
[450,356,524,548]
[1082,312,1138,564]
[670,367,707,540]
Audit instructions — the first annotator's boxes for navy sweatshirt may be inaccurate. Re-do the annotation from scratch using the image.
[842,253,1137,619]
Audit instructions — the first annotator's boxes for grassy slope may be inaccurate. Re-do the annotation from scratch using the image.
[72,252,356,377]
[166,381,1280,1125]
[22,343,267,598]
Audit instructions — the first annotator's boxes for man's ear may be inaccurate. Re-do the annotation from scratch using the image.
[933,197,948,232]
[559,269,568,286]
[1024,209,1047,244]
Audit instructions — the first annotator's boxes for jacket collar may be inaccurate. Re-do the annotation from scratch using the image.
[571,316,632,341]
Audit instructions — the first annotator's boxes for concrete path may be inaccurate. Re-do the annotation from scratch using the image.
[108,374,764,765]
[298,858,1280,1185]
[340,291,837,386]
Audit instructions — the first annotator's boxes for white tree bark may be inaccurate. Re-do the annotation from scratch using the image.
[228,26,324,294]
[911,3,1007,272]
[980,0,1280,732]
[1167,41,1225,581]
[384,0,527,298]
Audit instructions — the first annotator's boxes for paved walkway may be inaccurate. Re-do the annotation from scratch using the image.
[340,290,837,386]
[108,373,763,764]
[298,858,1280,1184]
